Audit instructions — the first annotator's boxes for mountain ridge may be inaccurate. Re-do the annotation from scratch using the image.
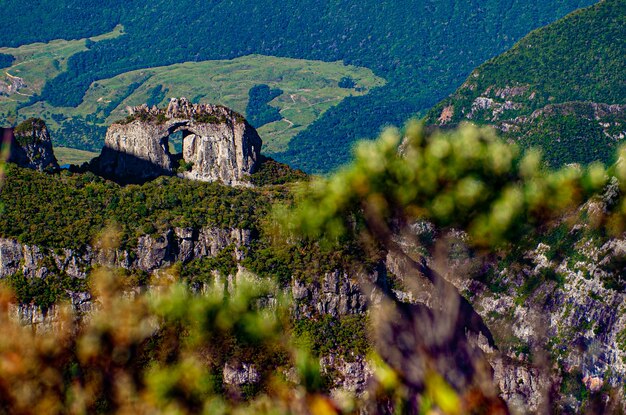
[425,0,626,165]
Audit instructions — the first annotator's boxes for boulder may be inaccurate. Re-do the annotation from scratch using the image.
[3,118,59,171]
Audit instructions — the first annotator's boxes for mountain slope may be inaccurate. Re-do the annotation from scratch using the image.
[426,0,626,166]
[0,0,595,172]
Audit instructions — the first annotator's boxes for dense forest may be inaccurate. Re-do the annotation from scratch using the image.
[425,0,626,166]
[0,159,304,251]
[0,0,595,172]
[0,159,357,305]
[0,53,14,69]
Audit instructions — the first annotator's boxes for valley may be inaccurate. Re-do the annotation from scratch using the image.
[1,30,384,156]
[0,0,596,172]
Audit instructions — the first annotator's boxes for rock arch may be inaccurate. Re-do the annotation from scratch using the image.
[92,99,262,186]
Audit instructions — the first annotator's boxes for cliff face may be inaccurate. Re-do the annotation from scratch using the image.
[93,98,262,185]
[0,227,251,280]
[0,226,379,398]
[386,215,626,413]
[3,118,59,171]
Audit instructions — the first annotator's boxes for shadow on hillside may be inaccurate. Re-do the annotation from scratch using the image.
[84,148,176,185]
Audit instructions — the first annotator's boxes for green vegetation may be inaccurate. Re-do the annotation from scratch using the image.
[146,84,168,108]
[3,51,382,154]
[426,0,626,166]
[0,24,124,112]
[182,246,239,287]
[0,275,316,413]
[177,159,194,173]
[0,158,360,288]
[1,0,594,172]
[13,117,46,146]
[618,328,626,353]
[515,104,626,166]
[0,53,13,69]
[3,121,626,412]
[0,164,267,250]
[293,314,369,358]
[7,267,88,312]
[338,77,356,89]
[248,156,308,187]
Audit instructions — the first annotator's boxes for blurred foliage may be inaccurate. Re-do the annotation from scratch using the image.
[285,121,609,248]
[0,268,323,414]
[5,121,626,413]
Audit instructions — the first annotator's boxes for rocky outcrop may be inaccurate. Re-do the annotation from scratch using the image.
[321,354,373,394]
[223,363,260,386]
[3,118,59,171]
[0,73,25,96]
[92,98,262,186]
[0,227,252,278]
[382,217,626,413]
[0,227,378,396]
[291,270,370,318]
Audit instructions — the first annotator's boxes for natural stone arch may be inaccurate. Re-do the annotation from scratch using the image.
[92,98,262,186]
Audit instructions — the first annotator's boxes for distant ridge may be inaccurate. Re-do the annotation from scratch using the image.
[425,0,626,166]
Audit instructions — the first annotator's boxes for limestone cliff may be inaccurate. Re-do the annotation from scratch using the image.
[386,215,626,414]
[92,98,262,185]
[0,226,380,399]
[0,227,252,280]
[3,118,59,171]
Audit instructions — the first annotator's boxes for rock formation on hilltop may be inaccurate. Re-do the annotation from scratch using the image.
[2,118,59,171]
[425,0,626,167]
[92,98,262,185]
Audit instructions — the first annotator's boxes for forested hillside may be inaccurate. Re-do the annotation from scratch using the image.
[426,0,626,166]
[0,0,595,172]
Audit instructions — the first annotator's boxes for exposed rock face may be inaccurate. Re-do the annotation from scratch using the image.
[0,73,25,96]
[291,270,371,318]
[3,118,59,171]
[384,218,626,413]
[96,121,173,182]
[223,363,260,386]
[0,227,252,278]
[93,98,262,186]
[321,354,373,395]
[0,227,378,396]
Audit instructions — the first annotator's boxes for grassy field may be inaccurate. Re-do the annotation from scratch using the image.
[54,147,99,166]
[1,28,384,155]
[0,25,125,123]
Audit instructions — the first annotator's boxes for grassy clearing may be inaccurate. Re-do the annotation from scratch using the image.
[54,147,99,166]
[0,28,384,155]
